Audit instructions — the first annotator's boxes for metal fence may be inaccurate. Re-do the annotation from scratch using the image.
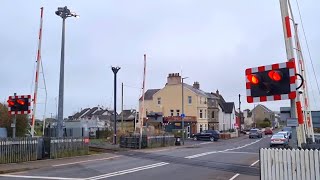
[260,148,320,180]
[49,137,89,159]
[44,128,85,138]
[120,135,175,149]
[147,135,175,148]
[0,138,38,164]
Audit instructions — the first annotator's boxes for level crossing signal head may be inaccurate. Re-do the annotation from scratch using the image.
[7,95,31,115]
[245,61,297,103]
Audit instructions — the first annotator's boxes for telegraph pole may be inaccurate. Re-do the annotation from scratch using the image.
[238,94,242,137]
[139,54,147,149]
[121,82,124,131]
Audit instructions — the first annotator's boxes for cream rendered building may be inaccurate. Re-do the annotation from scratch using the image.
[139,73,212,133]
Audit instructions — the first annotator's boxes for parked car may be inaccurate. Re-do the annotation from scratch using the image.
[270,134,289,147]
[192,130,220,141]
[276,131,290,141]
[282,127,292,138]
[264,128,273,135]
[249,129,263,138]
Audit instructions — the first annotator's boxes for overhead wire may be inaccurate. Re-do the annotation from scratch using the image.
[295,0,320,106]
[288,0,318,108]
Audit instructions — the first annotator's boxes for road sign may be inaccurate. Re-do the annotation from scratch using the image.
[287,118,298,127]
[181,113,185,118]
[11,123,15,128]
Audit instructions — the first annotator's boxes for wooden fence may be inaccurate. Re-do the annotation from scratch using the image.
[260,148,320,180]
[0,138,38,164]
[49,137,89,159]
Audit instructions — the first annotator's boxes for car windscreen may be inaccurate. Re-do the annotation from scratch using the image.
[250,130,257,133]
[278,131,287,134]
[272,135,284,139]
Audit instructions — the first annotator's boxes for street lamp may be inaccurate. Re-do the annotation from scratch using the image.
[181,77,189,145]
[55,6,79,138]
[112,66,120,144]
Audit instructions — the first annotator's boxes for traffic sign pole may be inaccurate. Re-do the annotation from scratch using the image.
[12,93,16,138]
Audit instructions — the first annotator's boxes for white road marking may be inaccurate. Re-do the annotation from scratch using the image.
[229,173,240,180]
[220,151,259,155]
[250,160,260,167]
[86,162,169,180]
[52,156,121,167]
[0,174,82,180]
[185,138,264,159]
[198,142,212,145]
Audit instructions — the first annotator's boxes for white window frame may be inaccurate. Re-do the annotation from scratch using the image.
[200,109,203,119]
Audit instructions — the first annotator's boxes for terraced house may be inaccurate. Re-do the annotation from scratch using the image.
[139,73,236,137]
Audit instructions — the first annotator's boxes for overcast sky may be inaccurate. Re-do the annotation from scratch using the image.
[1,0,319,119]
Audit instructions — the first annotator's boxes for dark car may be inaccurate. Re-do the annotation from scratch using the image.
[249,129,263,138]
[193,130,220,141]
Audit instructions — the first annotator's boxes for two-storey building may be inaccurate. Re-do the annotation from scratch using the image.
[139,73,236,135]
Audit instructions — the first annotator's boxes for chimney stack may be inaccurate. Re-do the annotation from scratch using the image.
[216,89,219,95]
[193,82,200,89]
[167,73,181,85]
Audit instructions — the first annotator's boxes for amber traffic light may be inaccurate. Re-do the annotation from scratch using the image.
[247,74,260,85]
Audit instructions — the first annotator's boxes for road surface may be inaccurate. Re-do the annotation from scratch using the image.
[0,135,271,180]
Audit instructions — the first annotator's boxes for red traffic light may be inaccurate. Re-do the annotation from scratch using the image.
[7,100,15,107]
[247,74,260,85]
[268,70,282,81]
[16,99,25,105]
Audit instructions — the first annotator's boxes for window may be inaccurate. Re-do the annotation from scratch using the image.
[200,109,203,118]
[188,96,192,104]
[170,110,174,116]
[205,109,207,118]
[176,110,180,116]
[212,111,215,118]
[200,124,203,132]
[157,97,161,105]
[200,97,202,104]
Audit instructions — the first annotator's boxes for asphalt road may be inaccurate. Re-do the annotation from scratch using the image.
[0,135,272,180]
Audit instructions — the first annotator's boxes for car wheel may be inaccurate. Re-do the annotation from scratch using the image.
[210,137,214,142]
[193,136,197,141]
[270,144,273,147]
[214,138,218,142]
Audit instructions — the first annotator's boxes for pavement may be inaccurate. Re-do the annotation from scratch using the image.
[0,134,272,180]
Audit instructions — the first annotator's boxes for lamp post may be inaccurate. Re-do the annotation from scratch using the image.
[181,77,189,145]
[112,66,120,144]
[55,6,79,137]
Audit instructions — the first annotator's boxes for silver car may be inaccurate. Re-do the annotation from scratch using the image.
[249,129,263,139]
[270,134,289,147]
[276,131,290,141]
